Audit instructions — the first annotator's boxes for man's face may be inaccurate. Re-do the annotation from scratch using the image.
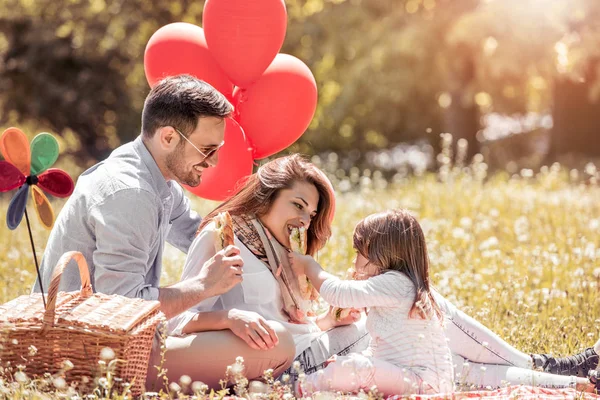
[165,117,225,187]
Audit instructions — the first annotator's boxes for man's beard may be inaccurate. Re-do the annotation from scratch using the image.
[165,147,203,187]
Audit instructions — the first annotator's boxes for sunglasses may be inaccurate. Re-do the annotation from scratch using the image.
[174,128,224,161]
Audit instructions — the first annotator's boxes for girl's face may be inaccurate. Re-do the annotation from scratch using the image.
[353,253,380,280]
[260,181,319,249]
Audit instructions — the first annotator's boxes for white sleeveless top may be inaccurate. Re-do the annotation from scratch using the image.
[168,221,322,357]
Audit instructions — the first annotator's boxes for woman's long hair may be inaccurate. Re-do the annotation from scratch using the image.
[353,209,443,320]
[199,154,334,256]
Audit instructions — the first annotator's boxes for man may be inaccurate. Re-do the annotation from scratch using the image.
[33,75,242,319]
[33,74,297,388]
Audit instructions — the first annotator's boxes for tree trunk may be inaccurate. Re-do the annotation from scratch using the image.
[443,45,480,161]
[549,61,600,160]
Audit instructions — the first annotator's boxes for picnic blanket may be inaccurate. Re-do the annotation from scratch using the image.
[386,385,600,400]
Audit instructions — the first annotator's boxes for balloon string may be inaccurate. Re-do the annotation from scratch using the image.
[234,88,257,159]
[24,207,46,309]
[232,87,248,120]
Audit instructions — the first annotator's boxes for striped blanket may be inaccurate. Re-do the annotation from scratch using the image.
[386,385,599,400]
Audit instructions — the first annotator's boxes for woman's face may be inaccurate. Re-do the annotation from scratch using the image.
[260,181,320,248]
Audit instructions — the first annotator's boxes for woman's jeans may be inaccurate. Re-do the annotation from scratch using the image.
[286,317,370,381]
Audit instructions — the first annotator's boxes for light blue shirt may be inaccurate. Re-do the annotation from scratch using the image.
[32,136,201,300]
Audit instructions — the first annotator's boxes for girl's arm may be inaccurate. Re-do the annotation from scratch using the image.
[289,252,413,309]
[319,275,407,309]
[302,255,336,291]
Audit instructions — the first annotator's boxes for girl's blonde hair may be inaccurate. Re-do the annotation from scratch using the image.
[353,209,443,320]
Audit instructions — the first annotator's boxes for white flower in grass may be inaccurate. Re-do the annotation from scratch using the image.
[292,361,301,372]
[53,377,66,389]
[313,391,337,400]
[191,381,207,393]
[231,363,244,376]
[169,382,181,392]
[28,345,37,356]
[249,380,268,394]
[14,371,27,383]
[100,347,115,361]
[179,375,191,386]
[479,237,499,251]
[62,360,74,371]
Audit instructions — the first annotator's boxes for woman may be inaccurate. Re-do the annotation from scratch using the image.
[160,154,368,389]
[160,154,597,392]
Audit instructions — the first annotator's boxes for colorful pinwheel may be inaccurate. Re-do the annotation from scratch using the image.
[0,127,74,230]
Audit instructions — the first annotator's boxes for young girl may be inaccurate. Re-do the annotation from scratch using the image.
[289,209,454,396]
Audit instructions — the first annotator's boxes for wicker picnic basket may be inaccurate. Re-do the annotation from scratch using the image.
[0,251,166,395]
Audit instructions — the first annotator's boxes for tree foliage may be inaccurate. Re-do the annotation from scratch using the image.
[0,0,599,167]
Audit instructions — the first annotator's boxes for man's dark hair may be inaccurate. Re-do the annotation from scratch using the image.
[141,75,233,138]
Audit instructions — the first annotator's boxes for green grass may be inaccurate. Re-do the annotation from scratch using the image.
[1,160,599,398]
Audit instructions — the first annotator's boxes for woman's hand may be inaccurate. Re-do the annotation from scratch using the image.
[226,309,279,351]
[316,306,362,331]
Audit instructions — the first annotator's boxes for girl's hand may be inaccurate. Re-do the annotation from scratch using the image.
[287,251,313,277]
[316,306,362,331]
[226,309,279,351]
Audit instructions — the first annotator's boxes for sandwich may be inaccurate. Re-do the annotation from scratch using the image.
[289,226,307,254]
[289,227,319,300]
[214,211,234,252]
[331,307,352,321]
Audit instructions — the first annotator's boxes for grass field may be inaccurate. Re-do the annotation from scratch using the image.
[1,158,599,398]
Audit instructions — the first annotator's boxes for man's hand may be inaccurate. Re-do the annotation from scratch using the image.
[197,245,244,298]
[226,309,279,351]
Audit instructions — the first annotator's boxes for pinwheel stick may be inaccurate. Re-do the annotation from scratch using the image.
[24,208,46,309]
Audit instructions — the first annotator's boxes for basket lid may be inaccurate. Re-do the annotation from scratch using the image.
[0,291,161,334]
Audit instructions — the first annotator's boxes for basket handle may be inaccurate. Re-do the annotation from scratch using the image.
[43,251,93,328]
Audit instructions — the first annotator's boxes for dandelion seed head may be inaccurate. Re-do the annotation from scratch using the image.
[53,377,66,389]
[14,371,27,383]
[179,375,191,386]
[100,347,115,361]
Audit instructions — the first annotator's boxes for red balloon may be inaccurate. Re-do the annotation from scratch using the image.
[144,22,234,99]
[233,54,318,159]
[203,0,287,88]
[185,119,253,201]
